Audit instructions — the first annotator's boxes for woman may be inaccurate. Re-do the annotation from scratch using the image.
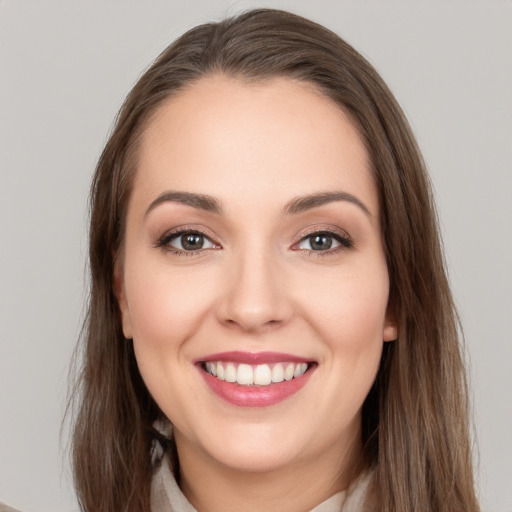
[69,8,479,512]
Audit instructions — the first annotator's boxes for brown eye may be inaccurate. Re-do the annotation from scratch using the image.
[181,233,205,250]
[166,231,216,252]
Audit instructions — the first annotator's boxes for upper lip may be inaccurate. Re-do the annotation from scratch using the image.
[195,351,313,365]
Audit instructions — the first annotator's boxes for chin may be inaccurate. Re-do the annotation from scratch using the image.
[193,419,319,473]
[208,441,305,474]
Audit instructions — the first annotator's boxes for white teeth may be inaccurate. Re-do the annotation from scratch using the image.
[237,364,254,385]
[253,364,272,385]
[271,364,284,383]
[204,361,310,386]
[294,363,308,378]
[205,362,217,376]
[225,363,237,383]
[284,363,295,381]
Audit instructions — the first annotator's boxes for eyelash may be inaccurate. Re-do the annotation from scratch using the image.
[155,228,219,256]
[292,228,354,255]
[155,227,354,257]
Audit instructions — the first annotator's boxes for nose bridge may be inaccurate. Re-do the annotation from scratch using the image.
[218,241,292,332]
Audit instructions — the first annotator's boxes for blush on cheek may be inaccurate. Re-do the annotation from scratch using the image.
[127,265,218,355]
[130,294,171,342]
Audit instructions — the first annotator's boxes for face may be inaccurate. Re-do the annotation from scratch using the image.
[116,76,396,478]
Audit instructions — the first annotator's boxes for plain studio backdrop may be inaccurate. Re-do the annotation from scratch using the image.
[0,1,510,511]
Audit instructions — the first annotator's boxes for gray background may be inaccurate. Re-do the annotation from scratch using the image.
[1,1,511,511]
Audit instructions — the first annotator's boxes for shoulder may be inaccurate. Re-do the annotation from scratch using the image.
[0,503,22,512]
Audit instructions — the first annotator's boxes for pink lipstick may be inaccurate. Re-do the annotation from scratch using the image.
[196,351,316,407]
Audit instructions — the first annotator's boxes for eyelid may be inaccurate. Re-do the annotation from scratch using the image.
[154,224,353,256]
[291,225,354,252]
[154,225,222,255]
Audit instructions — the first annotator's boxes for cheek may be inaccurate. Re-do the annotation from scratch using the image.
[125,261,219,420]
[301,263,390,346]
[298,259,389,397]
[124,259,217,361]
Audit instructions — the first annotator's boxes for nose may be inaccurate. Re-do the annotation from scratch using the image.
[216,249,294,333]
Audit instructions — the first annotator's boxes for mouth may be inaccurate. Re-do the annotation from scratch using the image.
[196,351,317,407]
[202,360,310,386]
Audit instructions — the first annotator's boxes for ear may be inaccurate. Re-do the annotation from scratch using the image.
[113,256,133,340]
[383,310,398,342]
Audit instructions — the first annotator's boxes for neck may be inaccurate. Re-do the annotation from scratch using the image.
[174,429,364,512]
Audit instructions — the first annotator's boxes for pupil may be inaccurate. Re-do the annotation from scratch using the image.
[311,235,332,250]
[182,233,203,250]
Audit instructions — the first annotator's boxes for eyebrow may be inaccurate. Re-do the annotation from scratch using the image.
[144,190,371,218]
[284,191,372,217]
[145,191,223,217]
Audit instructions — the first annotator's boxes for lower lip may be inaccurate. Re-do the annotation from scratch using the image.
[199,365,315,407]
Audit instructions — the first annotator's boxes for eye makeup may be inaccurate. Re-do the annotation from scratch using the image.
[292,227,354,254]
[154,226,221,257]
[153,224,354,258]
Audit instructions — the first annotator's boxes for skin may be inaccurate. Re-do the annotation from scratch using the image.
[116,75,397,512]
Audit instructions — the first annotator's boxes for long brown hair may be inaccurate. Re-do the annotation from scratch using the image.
[70,9,479,511]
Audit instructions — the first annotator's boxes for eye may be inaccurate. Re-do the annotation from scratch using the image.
[295,231,353,252]
[158,230,218,253]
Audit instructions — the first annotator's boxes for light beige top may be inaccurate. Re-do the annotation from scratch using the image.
[0,503,21,512]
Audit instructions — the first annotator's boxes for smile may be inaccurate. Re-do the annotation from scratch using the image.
[197,352,316,407]
[203,361,309,386]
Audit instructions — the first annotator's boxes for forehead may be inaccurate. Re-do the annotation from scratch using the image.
[133,75,377,216]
